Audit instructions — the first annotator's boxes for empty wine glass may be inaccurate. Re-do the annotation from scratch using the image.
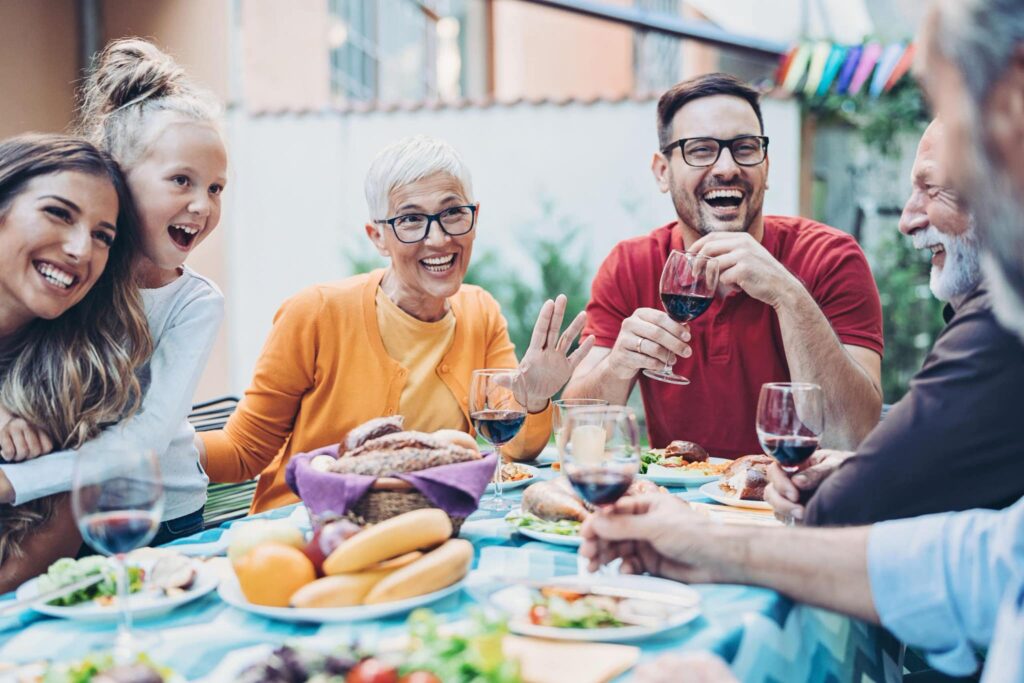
[643,250,719,385]
[470,368,528,512]
[756,382,825,473]
[72,448,164,662]
[552,398,608,468]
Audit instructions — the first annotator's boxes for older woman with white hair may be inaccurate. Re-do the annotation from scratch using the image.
[200,135,593,513]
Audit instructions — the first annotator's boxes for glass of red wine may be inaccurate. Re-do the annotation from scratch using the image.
[470,368,528,512]
[558,405,641,507]
[756,382,825,473]
[643,250,719,385]
[72,448,164,662]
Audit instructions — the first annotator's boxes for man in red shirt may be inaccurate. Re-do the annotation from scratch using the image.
[563,73,884,457]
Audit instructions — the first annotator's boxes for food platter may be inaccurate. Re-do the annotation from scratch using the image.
[218,573,466,623]
[487,463,540,492]
[488,574,701,642]
[505,509,582,547]
[699,481,773,510]
[15,559,218,622]
[641,457,731,486]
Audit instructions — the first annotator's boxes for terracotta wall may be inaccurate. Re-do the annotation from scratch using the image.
[491,0,634,101]
[0,0,80,139]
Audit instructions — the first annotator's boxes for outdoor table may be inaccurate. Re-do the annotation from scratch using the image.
[0,464,900,682]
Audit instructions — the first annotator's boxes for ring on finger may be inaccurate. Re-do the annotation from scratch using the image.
[634,337,644,353]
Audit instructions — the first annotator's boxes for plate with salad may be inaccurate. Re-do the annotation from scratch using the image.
[488,574,701,642]
[639,449,731,486]
[15,549,218,622]
[504,509,581,547]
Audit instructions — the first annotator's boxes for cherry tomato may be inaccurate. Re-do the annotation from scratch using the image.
[346,658,399,683]
[398,672,442,683]
[529,604,548,625]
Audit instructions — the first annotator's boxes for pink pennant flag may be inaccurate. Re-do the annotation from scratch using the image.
[847,42,882,95]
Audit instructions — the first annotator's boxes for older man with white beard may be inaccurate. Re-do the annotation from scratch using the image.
[762,118,1024,527]
[580,2,1024,676]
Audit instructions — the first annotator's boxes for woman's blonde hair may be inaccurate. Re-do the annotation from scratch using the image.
[75,37,221,167]
[0,134,153,561]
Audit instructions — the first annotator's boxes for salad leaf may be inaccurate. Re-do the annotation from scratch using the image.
[36,556,144,607]
[42,652,169,682]
[403,609,520,683]
[639,450,662,475]
[505,511,580,536]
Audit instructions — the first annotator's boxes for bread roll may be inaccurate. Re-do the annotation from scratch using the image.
[322,508,452,574]
[328,444,480,476]
[289,570,391,608]
[362,539,473,604]
[344,416,405,450]
[432,429,479,453]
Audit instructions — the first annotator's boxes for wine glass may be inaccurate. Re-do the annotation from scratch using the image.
[470,368,528,512]
[643,250,719,385]
[558,405,641,507]
[552,398,608,468]
[72,448,164,662]
[756,382,825,473]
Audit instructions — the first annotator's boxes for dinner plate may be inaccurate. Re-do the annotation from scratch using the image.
[489,574,701,642]
[641,457,731,486]
[15,560,218,622]
[217,574,466,623]
[487,464,540,492]
[699,481,773,510]
[514,526,581,547]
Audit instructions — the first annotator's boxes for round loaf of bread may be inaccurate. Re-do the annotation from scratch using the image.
[432,429,479,453]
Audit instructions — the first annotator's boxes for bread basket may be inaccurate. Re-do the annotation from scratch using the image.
[348,476,466,536]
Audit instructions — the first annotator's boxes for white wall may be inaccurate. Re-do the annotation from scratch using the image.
[224,97,801,391]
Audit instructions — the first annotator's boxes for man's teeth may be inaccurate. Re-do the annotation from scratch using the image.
[703,189,744,200]
[421,254,456,272]
[36,263,75,288]
[171,224,199,235]
[930,245,945,255]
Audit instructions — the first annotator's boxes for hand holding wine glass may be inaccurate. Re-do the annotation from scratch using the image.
[756,382,824,474]
[470,369,528,512]
[643,250,719,385]
[72,448,164,662]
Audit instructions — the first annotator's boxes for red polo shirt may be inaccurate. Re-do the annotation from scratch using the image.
[583,217,884,458]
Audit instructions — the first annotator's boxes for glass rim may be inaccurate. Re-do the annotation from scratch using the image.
[668,249,717,263]
[761,381,822,391]
[559,404,635,416]
[552,398,609,407]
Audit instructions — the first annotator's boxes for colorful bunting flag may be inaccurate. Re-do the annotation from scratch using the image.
[869,43,905,97]
[884,44,916,92]
[803,42,834,95]
[848,42,882,95]
[773,40,915,100]
[815,45,847,97]
[835,45,863,94]
[782,44,813,93]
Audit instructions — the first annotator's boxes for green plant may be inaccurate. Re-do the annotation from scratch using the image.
[870,228,946,401]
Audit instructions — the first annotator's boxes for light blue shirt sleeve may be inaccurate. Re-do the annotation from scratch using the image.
[867,496,1024,677]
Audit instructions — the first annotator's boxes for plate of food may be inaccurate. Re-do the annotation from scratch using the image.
[222,509,473,623]
[13,652,184,683]
[15,549,217,622]
[698,455,774,510]
[640,440,730,486]
[505,477,664,547]
[488,574,701,642]
[488,462,540,492]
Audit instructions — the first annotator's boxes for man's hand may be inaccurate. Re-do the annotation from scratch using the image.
[580,493,723,581]
[516,294,595,412]
[0,406,53,462]
[602,308,691,381]
[689,232,803,308]
[764,449,852,522]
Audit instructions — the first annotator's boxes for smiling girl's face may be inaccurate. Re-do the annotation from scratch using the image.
[0,171,119,337]
[125,117,227,287]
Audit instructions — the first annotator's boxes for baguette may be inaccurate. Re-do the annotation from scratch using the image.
[362,539,473,605]
[290,570,392,608]
[322,509,452,574]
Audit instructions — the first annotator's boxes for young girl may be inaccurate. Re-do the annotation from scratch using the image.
[0,38,227,546]
[0,134,152,591]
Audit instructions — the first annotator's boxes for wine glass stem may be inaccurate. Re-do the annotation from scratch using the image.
[493,445,504,500]
[114,554,134,664]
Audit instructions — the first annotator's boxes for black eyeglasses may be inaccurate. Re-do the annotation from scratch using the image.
[662,135,769,168]
[374,204,478,244]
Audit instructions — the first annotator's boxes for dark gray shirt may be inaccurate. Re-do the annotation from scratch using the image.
[805,284,1024,526]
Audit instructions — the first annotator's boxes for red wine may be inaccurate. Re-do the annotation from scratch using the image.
[567,469,634,505]
[80,510,159,555]
[760,435,820,469]
[661,293,713,322]
[471,409,526,446]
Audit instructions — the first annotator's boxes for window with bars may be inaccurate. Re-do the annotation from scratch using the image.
[633,0,682,92]
[328,0,488,105]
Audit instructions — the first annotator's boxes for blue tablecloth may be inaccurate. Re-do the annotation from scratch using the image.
[0,470,900,682]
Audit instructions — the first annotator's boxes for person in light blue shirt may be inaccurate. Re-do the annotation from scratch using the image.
[583,3,1024,679]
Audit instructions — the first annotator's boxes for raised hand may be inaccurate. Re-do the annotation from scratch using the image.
[516,294,595,411]
[0,405,54,462]
[764,449,851,523]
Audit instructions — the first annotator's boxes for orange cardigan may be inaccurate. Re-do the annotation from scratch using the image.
[203,269,552,513]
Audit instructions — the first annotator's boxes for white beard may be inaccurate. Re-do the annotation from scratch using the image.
[911,225,982,303]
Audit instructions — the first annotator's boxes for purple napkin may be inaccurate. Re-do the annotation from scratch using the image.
[285,446,497,521]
